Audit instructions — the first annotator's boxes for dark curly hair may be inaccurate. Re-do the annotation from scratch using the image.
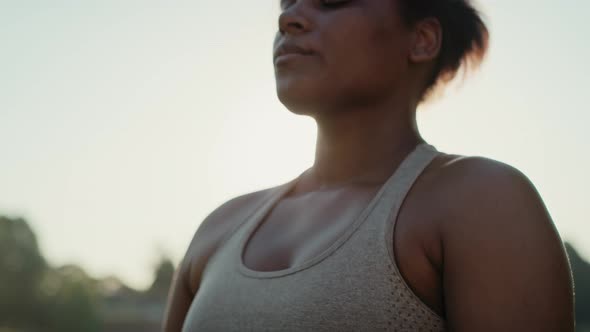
[398,0,489,100]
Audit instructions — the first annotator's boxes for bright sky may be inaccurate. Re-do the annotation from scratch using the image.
[1,0,588,289]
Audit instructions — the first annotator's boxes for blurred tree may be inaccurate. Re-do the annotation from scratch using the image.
[0,216,47,330]
[0,216,101,332]
[565,242,590,329]
[40,265,102,332]
[147,257,175,298]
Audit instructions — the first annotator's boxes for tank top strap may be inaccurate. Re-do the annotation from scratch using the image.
[372,143,439,229]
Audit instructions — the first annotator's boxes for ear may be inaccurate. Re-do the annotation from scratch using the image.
[409,18,442,64]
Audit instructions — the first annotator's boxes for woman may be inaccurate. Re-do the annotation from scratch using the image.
[164,0,574,331]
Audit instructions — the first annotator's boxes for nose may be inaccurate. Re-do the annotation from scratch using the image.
[278,4,312,36]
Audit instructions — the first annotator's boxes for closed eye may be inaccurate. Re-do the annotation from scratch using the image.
[319,0,351,9]
[280,0,352,11]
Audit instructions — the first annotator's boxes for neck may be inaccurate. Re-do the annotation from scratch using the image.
[298,102,422,192]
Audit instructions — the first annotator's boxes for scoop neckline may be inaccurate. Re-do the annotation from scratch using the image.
[237,143,432,279]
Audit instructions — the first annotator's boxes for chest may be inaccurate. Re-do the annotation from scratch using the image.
[242,188,377,272]
[240,186,444,316]
[184,186,447,332]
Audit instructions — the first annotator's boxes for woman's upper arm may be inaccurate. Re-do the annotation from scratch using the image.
[163,254,194,332]
[440,158,574,331]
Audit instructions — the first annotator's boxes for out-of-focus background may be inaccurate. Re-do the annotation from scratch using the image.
[1,1,588,331]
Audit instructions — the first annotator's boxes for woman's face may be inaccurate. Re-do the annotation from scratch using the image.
[274,0,413,116]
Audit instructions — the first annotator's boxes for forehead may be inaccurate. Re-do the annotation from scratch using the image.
[278,0,402,20]
[278,0,398,10]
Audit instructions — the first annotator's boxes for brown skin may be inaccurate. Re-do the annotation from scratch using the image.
[164,0,574,331]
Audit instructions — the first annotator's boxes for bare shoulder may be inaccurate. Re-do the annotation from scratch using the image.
[181,186,277,293]
[428,154,558,239]
[424,154,575,330]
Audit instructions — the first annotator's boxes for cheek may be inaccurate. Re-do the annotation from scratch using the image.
[323,18,409,96]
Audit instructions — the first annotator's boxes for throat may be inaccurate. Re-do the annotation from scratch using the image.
[308,131,422,192]
[309,107,421,188]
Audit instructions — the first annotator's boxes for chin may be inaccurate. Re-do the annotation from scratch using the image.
[276,89,321,116]
[275,78,332,116]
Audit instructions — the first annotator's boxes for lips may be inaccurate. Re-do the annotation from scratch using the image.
[273,42,315,62]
